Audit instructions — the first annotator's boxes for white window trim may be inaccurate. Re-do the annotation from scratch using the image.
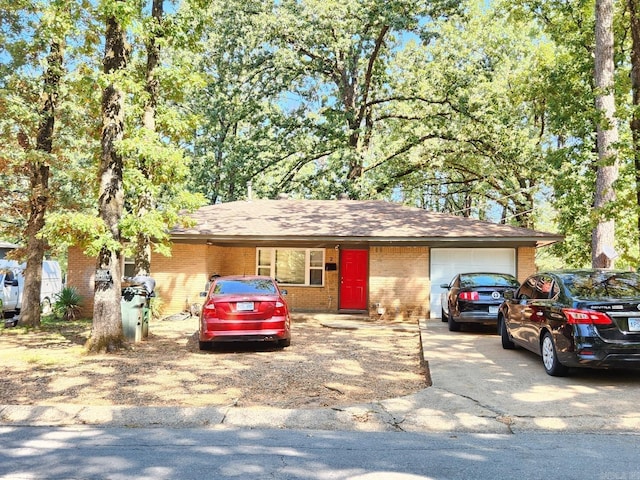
[256,248,324,286]
[123,256,135,277]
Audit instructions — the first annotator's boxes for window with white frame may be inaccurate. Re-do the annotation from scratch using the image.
[257,248,324,286]
[123,256,135,277]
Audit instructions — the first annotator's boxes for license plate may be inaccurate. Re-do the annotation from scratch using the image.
[629,318,640,332]
[489,306,499,314]
[236,302,254,311]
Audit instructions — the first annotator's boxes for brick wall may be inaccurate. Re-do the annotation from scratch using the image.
[66,246,97,318]
[369,246,429,320]
[67,245,343,317]
[201,246,338,312]
[151,244,209,314]
[66,243,538,320]
[516,246,537,282]
[67,244,211,317]
[208,246,339,313]
[283,269,339,312]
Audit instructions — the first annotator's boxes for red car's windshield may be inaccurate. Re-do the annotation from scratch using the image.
[212,279,277,295]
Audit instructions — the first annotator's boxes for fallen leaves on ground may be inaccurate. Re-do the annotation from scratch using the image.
[0,315,428,409]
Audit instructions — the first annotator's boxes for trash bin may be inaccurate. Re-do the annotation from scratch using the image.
[121,286,147,342]
[121,276,155,342]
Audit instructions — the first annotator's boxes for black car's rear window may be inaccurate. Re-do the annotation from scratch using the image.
[460,274,519,288]
[213,279,277,295]
[558,271,640,299]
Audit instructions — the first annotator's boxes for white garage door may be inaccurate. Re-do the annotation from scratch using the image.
[430,248,516,318]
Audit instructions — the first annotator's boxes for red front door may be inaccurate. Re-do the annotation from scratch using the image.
[339,249,368,310]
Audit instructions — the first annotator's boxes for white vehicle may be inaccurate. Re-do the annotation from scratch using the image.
[1,261,22,327]
[1,260,63,325]
[40,260,63,314]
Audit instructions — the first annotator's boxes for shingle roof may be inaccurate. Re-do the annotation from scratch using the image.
[171,199,563,247]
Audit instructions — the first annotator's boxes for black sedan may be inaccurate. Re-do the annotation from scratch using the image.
[441,273,520,332]
[498,269,640,376]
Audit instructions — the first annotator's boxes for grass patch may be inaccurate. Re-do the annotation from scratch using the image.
[1,317,92,353]
[25,353,74,366]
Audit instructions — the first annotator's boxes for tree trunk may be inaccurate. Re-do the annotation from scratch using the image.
[20,39,64,328]
[88,8,129,352]
[134,0,163,277]
[592,0,619,269]
[345,25,389,185]
[628,0,640,262]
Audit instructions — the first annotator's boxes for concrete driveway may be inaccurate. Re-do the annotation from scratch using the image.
[420,319,640,432]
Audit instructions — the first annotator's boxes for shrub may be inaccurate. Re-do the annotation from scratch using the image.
[53,287,82,321]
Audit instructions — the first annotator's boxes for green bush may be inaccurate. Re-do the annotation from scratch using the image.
[53,287,83,321]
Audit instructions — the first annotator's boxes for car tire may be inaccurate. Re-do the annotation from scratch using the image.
[279,338,291,348]
[199,341,212,351]
[541,331,569,376]
[441,308,448,322]
[499,317,515,349]
[447,311,461,332]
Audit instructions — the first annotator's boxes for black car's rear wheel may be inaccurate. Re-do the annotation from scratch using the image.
[499,317,515,349]
[447,312,461,332]
[541,332,569,376]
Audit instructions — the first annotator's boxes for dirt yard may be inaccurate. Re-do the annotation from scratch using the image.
[0,314,428,409]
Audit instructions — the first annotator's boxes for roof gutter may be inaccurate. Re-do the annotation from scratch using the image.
[170,234,563,248]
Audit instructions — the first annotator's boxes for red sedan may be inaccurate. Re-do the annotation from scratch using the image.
[198,275,291,349]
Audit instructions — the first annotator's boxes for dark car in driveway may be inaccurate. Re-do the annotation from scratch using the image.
[199,275,291,350]
[441,272,520,332]
[498,269,640,376]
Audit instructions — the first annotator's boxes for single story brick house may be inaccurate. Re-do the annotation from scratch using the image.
[67,199,563,320]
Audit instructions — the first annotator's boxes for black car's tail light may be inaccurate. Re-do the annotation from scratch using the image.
[459,291,479,301]
[563,308,612,325]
